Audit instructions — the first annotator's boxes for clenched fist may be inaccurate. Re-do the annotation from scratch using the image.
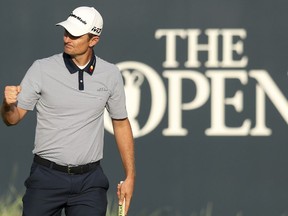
[4,86,21,105]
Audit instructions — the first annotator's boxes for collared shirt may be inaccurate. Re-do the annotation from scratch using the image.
[17,53,127,165]
[63,52,96,91]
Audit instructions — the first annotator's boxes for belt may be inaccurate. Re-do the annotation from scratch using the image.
[33,154,100,175]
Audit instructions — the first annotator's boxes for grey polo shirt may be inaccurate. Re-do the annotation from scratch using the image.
[17,52,127,166]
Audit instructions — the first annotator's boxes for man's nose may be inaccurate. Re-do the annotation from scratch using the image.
[64,34,72,43]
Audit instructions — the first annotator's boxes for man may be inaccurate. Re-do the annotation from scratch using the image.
[1,6,135,216]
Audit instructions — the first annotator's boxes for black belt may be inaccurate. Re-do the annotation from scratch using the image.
[34,154,100,175]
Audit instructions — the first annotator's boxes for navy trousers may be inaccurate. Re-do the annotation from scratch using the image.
[22,162,109,216]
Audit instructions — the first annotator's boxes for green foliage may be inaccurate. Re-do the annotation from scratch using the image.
[0,187,22,216]
[106,195,120,216]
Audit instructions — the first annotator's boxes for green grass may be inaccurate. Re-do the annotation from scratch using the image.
[0,186,22,216]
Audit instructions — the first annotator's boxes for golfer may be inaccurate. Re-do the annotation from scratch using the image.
[1,6,135,216]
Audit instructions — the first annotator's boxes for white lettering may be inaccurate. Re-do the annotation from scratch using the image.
[162,70,210,136]
[250,70,288,135]
[185,29,220,68]
[205,70,251,136]
[155,29,187,68]
[103,29,287,138]
[221,29,248,67]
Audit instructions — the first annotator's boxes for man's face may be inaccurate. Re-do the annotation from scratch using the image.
[63,30,99,57]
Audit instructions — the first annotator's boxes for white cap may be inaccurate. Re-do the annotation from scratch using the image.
[56,6,103,36]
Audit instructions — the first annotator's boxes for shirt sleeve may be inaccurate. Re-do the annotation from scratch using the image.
[105,66,128,119]
[17,60,42,111]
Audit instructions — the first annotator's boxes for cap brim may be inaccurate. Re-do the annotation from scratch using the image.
[56,20,87,37]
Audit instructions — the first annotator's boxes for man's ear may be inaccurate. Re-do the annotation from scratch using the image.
[89,35,100,47]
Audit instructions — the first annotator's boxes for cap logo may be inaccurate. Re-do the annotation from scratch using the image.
[91,27,102,34]
[69,12,87,25]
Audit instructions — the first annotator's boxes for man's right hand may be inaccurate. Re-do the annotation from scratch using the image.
[4,85,21,105]
[1,85,27,126]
